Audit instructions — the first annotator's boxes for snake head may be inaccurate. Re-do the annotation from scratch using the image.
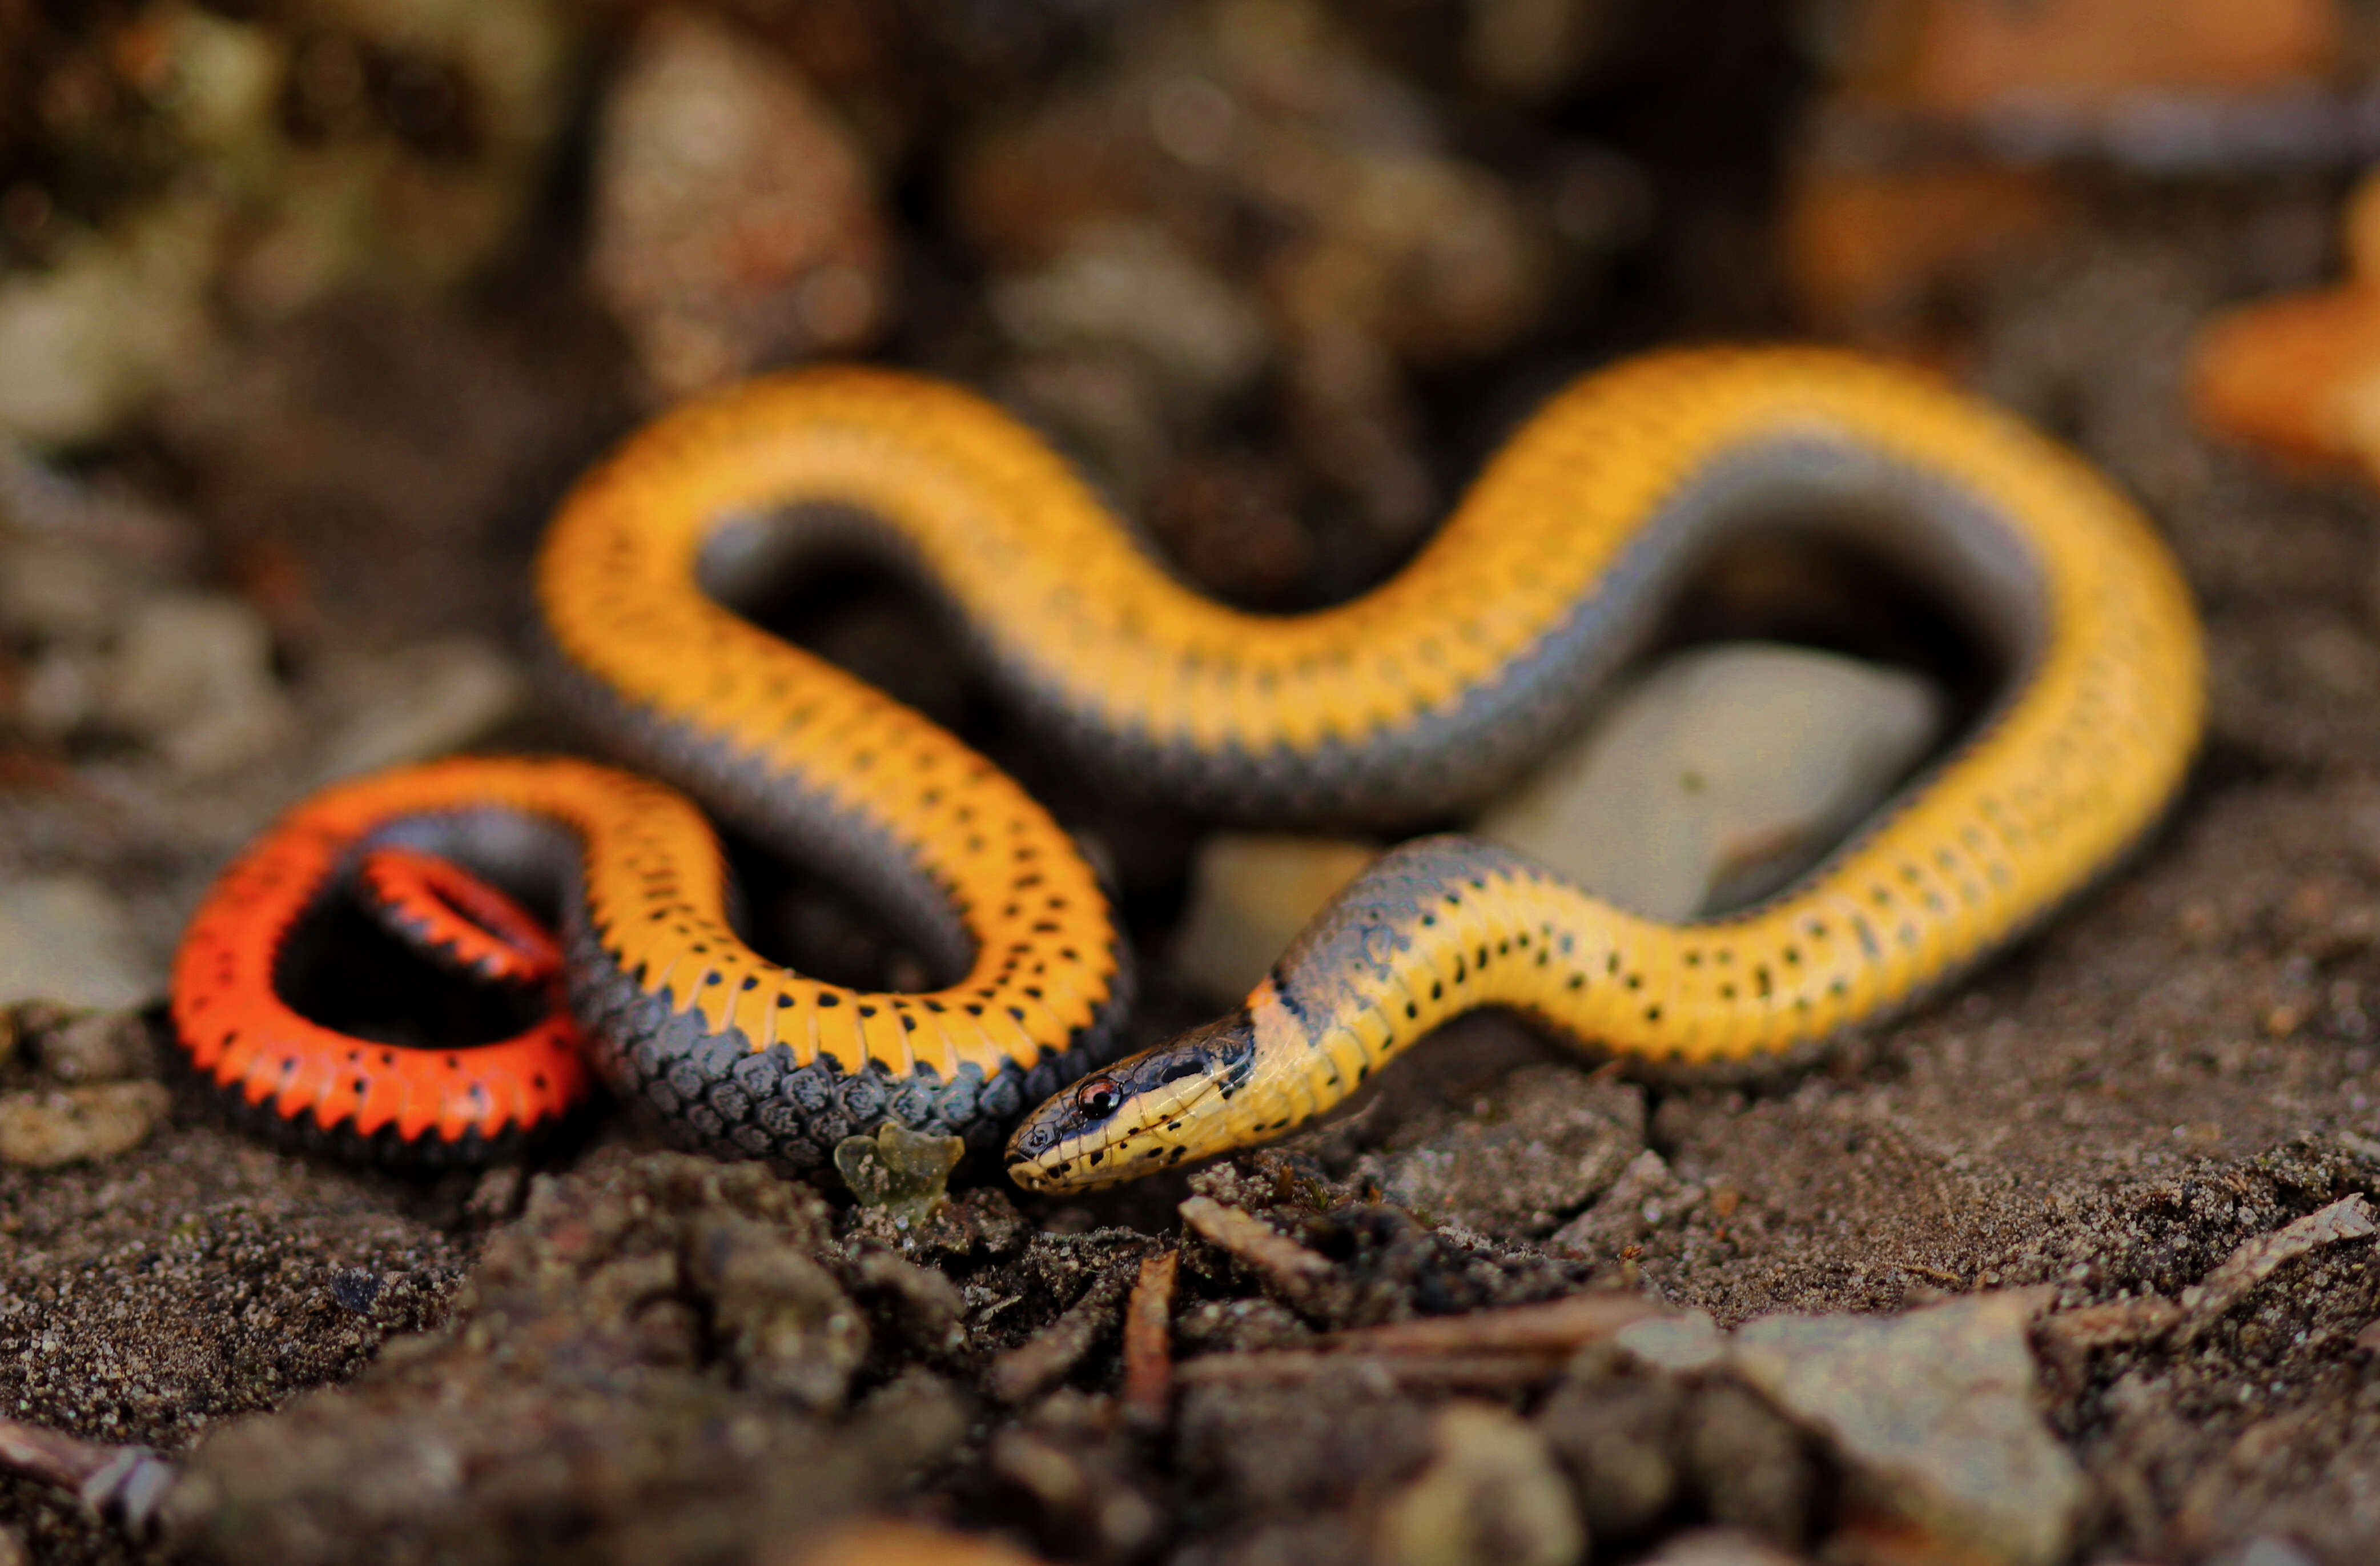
[1005,1009,1257,1191]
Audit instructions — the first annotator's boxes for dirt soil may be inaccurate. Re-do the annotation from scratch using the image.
[3,6,2380,1565]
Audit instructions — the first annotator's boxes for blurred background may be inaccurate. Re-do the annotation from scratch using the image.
[5,0,2380,1016]
[11,13,2380,1564]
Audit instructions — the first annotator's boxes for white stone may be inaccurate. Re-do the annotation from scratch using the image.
[1169,833,1380,1002]
[1480,642,1945,919]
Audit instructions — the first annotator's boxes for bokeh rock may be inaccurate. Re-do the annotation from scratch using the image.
[100,592,295,777]
[991,221,1271,409]
[779,1520,1057,1566]
[0,200,223,446]
[2190,170,2380,475]
[1727,1291,2081,1566]
[1480,643,1945,920]
[0,1081,171,1166]
[1537,1371,1688,1542]
[0,0,575,444]
[958,0,1562,566]
[686,1212,868,1411]
[310,637,526,784]
[1354,1063,1645,1238]
[1683,1382,1821,1549]
[0,876,164,1010]
[592,10,889,399]
[1611,1310,1726,1376]
[1372,1400,1584,1566]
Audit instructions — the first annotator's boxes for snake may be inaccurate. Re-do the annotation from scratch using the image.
[167,347,2204,1185]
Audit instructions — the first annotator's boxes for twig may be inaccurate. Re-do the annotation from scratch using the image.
[1177,1195,1333,1308]
[1120,1250,1179,1426]
[0,1416,175,1536]
[986,1263,1136,1405]
[1176,1351,1585,1391]
[1314,1292,1665,1357]
[1175,1290,1671,1391]
[2176,1194,2377,1345]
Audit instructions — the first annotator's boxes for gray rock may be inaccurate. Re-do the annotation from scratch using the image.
[0,876,164,1009]
[1354,1063,1644,1237]
[1373,1400,1585,1566]
[1480,643,1945,919]
[1727,1291,2082,1566]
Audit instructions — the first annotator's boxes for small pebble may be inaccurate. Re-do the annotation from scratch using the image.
[1612,1311,1727,1376]
[1372,1400,1584,1566]
[0,876,164,1010]
[1481,643,1945,921]
[329,1268,384,1315]
[1727,1291,2081,1566]
[0,1081,172,1166]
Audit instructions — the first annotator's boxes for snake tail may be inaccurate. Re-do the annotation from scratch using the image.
[171,756,1132,1165]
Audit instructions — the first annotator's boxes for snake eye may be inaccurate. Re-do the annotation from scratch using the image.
[1076,1082,1120,1119]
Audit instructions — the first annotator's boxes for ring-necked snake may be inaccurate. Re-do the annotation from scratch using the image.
[168,348,2204,1186]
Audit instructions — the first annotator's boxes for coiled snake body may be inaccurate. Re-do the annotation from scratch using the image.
[168,348,2204,1186]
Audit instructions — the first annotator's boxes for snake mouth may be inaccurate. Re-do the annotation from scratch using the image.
[1004,1009,1257,1191]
